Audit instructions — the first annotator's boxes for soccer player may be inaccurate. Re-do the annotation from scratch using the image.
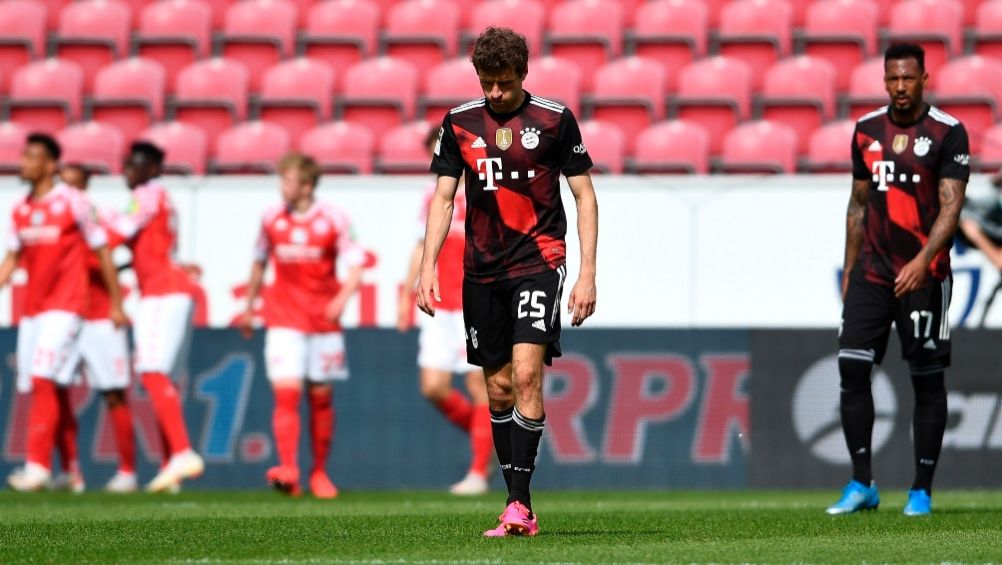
[829,43,969,517]
[239,153,364,499]
[398,127,492,496]
[1,134,125,492]
[418,27,599,536]
[110,142,204,492]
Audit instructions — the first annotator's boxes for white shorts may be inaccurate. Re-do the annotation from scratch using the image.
[265,328,348,383]
[57,320,131,391]
[16,310,83,393]
[134,293,194,377]
[418,309,478,374]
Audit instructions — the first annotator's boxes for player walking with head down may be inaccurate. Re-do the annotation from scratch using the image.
[829,43,970,517]
[418,27,599,536]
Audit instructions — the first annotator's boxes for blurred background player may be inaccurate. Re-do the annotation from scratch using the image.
[398,127,491,496]
[1,134,125,492]
[240,153,364,499]
[110,142,203,492]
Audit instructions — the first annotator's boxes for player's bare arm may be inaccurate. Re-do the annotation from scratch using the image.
[95,245,127,328]
[842,178,870,299]
[416,174,459,317]
[398,241,423,331]
[324,265,363,322]
[240,260,266,338]
[0,250,19,288]
[894,177,966,298]
[566,173,598,327]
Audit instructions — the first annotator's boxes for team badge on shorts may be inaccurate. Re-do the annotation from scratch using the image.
[892,134,909,154]
[496,128,513,151]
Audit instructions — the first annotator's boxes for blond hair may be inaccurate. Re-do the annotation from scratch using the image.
[278,152,321,188]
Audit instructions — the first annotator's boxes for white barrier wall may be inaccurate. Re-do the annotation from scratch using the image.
[0,174,997,328]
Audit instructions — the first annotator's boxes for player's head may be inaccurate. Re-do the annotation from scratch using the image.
[471,26,529,114]
[884,43,927,115]
[20,133,60,185]
[123,141,165,189]
[278,152,321,205]
[60,163,90,190]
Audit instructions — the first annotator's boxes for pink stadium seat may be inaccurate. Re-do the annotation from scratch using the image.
[5,58,84,134]
[115,0,155,23]
[0,121,30,173]
[980,123,1002,170]
[958,0,986,26]
[420,57,480,125]
[802,119,855,173]
[801,0,881,91]
[0,0,47,95]
[719,120,799,174]
[545,0,624,92]
[629,119,710,174]
[885,0,964,88]
[337,56,419,145]
[717,0,794,91]
[198,0,231,29]
[578,120,625,174]
[301,0,380,93]
[88,57,167,144]
[54,0,133,93]
[300,121,375,173]
[134,0,212,94]
[627,0,709,93]
[973,0,1002,62]
[55,121,126,173]
[934,56,1002,155]
[760,56,838,155]
[467,0,546,55]
[670,56,753,155]
[585,56,667,155]
[33,0,70,30]
[376,120,434,174]
[138,121,209,174]
[256,58,335,144]
[220,0,297,92]
[522,55,582,116]
[382,0,461,77]
[171,58,250,153]
[213,120,291,173]
[845,57,888,120]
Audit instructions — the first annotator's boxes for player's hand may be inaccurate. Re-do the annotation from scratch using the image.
[567,275,596,327]
[324,298,346,323]
[238,310,255,340]
[109,303,128,329]
[895,256,930,298]
[416,270,440,317]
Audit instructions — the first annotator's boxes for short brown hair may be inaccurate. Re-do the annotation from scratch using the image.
[470,26,528,77]
[278,152,321,188]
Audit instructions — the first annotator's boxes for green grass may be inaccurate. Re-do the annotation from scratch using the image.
[1,490,1001,563]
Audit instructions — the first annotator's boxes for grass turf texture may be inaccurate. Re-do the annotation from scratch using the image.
[2,490,1001,563]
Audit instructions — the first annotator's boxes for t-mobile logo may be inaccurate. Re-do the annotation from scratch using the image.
[871,160,921,191]
[476,158,535,191]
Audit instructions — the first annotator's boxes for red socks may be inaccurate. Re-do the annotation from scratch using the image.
[469,403,493,477]
[56,387,79,473]
[273,388,301,470]
[107,401,136,474]
[436,389,474,431]
[142,373,191,456]
[308,389,334,474]
[26,378,59,470]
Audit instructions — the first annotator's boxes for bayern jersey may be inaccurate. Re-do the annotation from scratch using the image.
[851,105,970,285]
[6,183,107,317]
[254,201,365,333]
[420,183,466,311]
[430,92,593,283]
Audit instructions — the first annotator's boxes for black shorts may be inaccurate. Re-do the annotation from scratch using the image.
[839,272,952,367]
[462,266,567,368]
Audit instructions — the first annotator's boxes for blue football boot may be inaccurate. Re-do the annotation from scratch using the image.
[903,489,932,516]
[826,480,880,514]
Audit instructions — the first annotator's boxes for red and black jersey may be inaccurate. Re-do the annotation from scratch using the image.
[851,104,970,286]
[430,92,593,283]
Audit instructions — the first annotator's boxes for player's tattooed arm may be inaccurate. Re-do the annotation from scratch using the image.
[895,177,967,297]
[842,178,869,298]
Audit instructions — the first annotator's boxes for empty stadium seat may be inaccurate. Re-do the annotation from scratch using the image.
[376,120,434,173]
[35,0,71,30]
[585,56,667,155]
[138,121,209,174]
[629,119,710,174]
[980,123,1002,170]
[0,121,30,173]
[4,58,84,134]
[337,56,419,144]
[0,0,47,95]
[579,120,625,174]
[718,120,799,174]
[220,0,297,92]
[973,0,1002,62]
[845,57,888,120]
[716,0,793,90]
[885,0,964,88]
[545,0,624,92]
[56,121,126,173]
[255,57,335,144]
[299,121,376,173]
[522,55,582,116]
[88,57,166,144]
[382,0,460,77]
[300,0,380,93]
[958,0,986,26]
[467,0,546,55]
[934,56,1002,155]
[212,120,291,173]
[54,0,133,93]
[802,119,855,173]
[134,0,212,94]
[670,56,753,155]
[420,57,480,125]
[171,58,250,152]
[759,56,838,155]
[800,0,881,91]
[626,0,709,93]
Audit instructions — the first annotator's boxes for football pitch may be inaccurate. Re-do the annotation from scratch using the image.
[2,490,1001,563]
